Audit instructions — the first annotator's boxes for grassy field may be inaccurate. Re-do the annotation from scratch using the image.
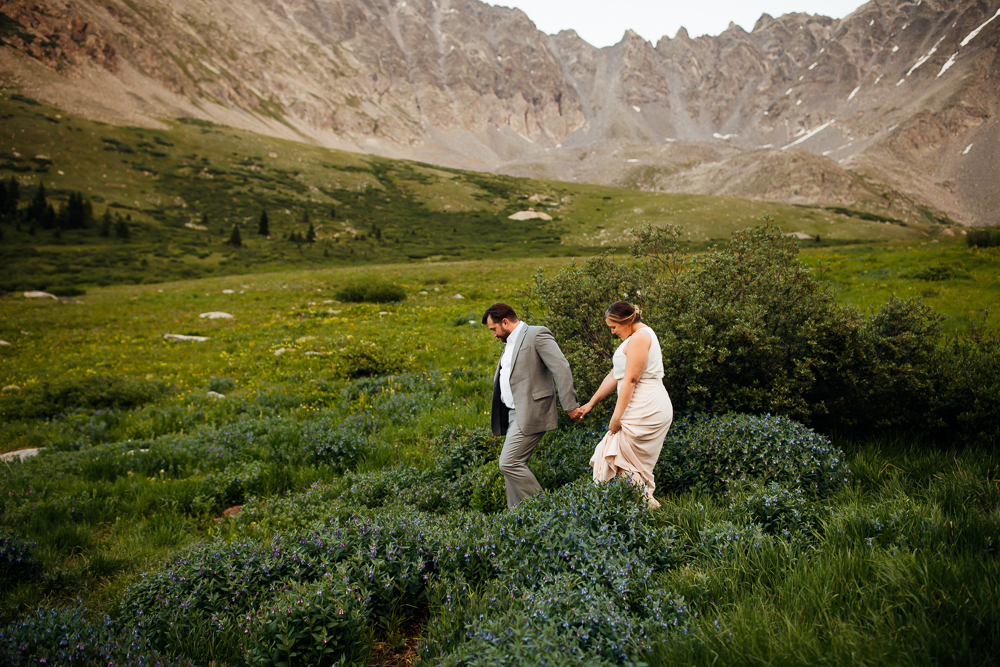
[1,244,998,665]
[0,93,949,293]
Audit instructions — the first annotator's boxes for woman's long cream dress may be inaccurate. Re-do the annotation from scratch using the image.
[588,327,673,509]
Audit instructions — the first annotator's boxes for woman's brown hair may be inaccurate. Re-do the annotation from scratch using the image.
[605,301,641,325]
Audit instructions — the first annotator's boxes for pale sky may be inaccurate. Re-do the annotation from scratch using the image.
[498,0,868,47]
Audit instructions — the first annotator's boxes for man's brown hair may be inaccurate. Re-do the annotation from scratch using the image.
[482,302,518,325]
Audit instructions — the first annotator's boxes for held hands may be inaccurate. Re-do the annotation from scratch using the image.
[567,404,592,421]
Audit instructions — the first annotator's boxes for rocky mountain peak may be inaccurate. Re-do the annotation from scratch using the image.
[1,0,998,224]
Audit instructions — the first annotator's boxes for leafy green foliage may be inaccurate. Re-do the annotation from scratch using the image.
[530,221,995,441]
[468,461,507,513]
[331,338,410,378]
[0,532,40,587]
[245,580,370,667]
[333,279,407,303]
[0,375,168,420]
[729,482,824,536]
[654,413,848,498]
[966,226,1000,248]
[0,603,191,666]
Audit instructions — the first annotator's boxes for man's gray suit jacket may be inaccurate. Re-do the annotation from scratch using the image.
[491,325,579,436]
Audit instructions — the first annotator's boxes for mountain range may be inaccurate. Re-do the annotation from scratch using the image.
[1,0,998,225]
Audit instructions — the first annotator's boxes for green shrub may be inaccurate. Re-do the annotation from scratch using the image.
[431,426,503,478]
[331,338,410,378]
[206,376,235,393]
[334,279,406,303]
[245,580,370,667]
[931,320,1000,445]
[654,413,849,498]
[0,602,191,667]
[0,375,169,420]
[208,460,269,508]
[46,285,87,297]
[966,226,1000,248]
[0,532,40,587]
[530,425,605,491]
[911,264,971,281]
[468,461,507,513]
[729,482,824,536]
[527,221,979,439]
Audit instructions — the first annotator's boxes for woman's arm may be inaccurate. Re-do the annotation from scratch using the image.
[574,370,617,419]
[607,330,651,433]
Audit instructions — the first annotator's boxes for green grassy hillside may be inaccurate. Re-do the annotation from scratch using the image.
[0,93,944,292]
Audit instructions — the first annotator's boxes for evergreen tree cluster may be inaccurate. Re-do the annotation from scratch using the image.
[0,178,99,238]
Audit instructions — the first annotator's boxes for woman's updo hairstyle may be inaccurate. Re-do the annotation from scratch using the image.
[605,300,641,325]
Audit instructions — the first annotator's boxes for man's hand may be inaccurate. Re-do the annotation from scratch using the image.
[568,403,593,422]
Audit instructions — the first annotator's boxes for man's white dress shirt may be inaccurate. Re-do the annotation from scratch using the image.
[499,320,527,410]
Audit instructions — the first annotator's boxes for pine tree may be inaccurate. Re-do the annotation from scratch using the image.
[258,210,269,236]
[4,177,18,218]
[306,222,316,243]
[115,217,130,240]
[100,210,112,237]
[29,182,47,225]
[227,223,242,247]
[66,192,88,229]
[42,204,56,230]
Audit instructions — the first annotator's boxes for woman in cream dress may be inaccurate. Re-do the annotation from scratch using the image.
[576,301,673,509]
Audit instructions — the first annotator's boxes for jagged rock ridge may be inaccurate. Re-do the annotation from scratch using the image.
[1,0,998,223]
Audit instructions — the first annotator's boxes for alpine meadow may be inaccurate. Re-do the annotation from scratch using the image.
[2,26,1000,667]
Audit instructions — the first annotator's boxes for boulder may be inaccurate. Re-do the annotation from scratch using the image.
[164,333,209,342]
[2,385,21,391]
[453,294,465,299]
[0,341,11,346]
[207,391,226,399]
[508,208,553,221]
[199,312,234,319]
[23,291,58,299]
[0,448,43,462]
[222,289,235,294]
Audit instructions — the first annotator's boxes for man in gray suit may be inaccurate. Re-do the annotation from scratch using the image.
[483,303,582,508]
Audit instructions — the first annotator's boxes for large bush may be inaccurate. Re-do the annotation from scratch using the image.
[527,221,994,441]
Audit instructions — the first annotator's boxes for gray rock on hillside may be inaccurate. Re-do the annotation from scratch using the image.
[23,291,57,299]
[199,312,234,319]
[164,333,210,342]
[0,448,44,462]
